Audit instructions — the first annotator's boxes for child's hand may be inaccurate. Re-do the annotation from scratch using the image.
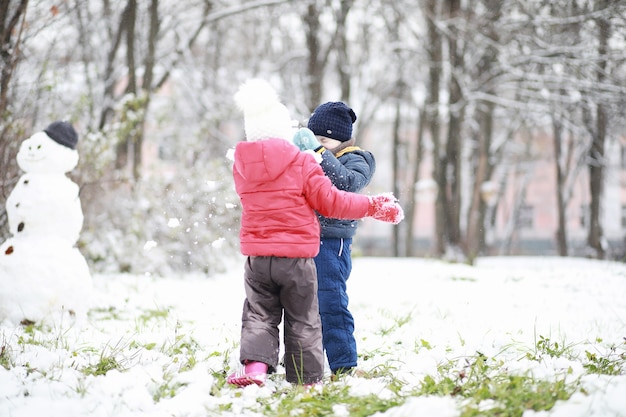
[367,194,404,224]
[293,128,322,151]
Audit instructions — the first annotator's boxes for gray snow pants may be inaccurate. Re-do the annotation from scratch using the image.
[239,256,324,384]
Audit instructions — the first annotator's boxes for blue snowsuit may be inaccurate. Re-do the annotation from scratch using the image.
[314,145,375,373]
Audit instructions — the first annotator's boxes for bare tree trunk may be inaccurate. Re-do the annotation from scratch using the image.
[115,0,137,172]
[444,0,464,256]
[466,0,501,261]
[303,3,324,111]
[385,3,409,257]
[405,109,425,256]
[424,0,444,256]
[467,102,492,260]
[125,0,137,95]
[335,0,353,102]
[132,0,159,181]
[0,0,28,116]
[587,3,609,259]
[99,0,128,129]
[0,0,29,235]
[552,118,568,256]
[111,0,158,181]
[391,96,402,256]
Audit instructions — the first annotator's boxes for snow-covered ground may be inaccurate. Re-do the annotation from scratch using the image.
[1,256,625,417]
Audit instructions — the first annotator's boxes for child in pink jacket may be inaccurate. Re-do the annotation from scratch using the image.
[227,79,403,387]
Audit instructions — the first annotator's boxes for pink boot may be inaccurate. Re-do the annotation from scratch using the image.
[227,361,268,387]
[304,381,322,389]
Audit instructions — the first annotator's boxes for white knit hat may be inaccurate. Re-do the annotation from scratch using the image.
[234,79,295,142]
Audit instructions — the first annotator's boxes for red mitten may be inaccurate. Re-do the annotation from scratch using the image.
[367,193,404,224]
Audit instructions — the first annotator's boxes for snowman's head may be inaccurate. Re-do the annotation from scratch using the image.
[17,131,79,174]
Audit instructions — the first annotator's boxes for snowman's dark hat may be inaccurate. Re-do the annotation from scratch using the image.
[44,121,78,150]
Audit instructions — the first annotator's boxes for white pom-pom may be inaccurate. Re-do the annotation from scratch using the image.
[234,79,282,116]
[234,79,295,142]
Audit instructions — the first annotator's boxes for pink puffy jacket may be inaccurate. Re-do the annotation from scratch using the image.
[233,138,370,258]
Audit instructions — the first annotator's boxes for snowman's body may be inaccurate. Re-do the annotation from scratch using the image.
[7,173,83,244]
[0,236,92,323]
[0,128,92,325]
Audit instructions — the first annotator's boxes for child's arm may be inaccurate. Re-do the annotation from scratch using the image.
[303,160,403,224]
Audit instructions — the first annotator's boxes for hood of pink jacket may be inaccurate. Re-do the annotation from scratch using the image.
[234,138,299,183]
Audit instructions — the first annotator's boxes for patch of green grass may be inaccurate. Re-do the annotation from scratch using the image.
[583,340,626,375]
[160,333,200,372]
[130,340,157,351]
[418,338,433,350]
[526,335,576,362]
[205,355,408,416]
[152,371,188,402]
[15,321,72,351]
[17,322,44,347]
[255,384,404,417]
[417,350,579,417]
[81,339,133,376]
[138,306,170,324]
[456,376,575,417]
[82,353,123,376]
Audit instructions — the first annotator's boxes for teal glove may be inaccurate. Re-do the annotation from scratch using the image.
[293,127,322,152]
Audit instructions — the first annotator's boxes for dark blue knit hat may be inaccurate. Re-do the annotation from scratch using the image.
[307,102,357,142]
[44,121,78,150]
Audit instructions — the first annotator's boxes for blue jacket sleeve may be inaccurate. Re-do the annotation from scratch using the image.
[319,149,376,192]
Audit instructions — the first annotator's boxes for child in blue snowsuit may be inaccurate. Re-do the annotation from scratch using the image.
[294,102,375,375]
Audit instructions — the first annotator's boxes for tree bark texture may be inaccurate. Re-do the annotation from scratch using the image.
[424,0,444,256]
[552,118,568,256]
[587,4,609,259]
[444,0,464,253]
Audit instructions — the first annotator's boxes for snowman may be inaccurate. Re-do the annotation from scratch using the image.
[0,121,92,325]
